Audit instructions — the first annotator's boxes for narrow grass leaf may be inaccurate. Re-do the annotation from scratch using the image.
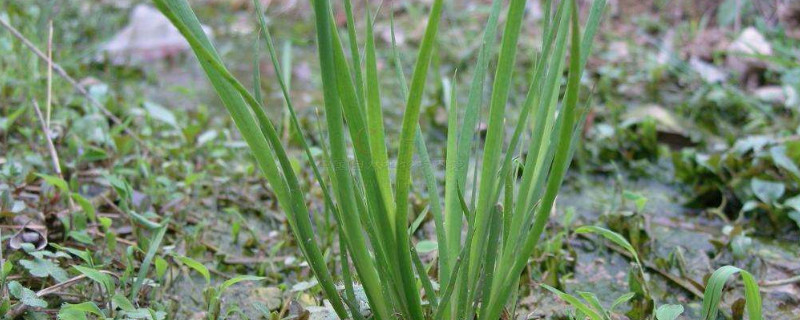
[130,220,168,302]
[577,291,607,318]
[391,0,445,317]
[444,0,503,269]
[220,275,266,293]
[610,292,636,313]
[541,284,605,320]
[364,3,394,209]
[574,226,642,266]
[73,266,113,293]
[411,245,438,310]
[701,266,762,320]
[309,0,393,317]
[172,254,210,285]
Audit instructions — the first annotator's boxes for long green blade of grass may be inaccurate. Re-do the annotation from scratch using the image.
[701,266,762,320]
[252,3,375,317]
[480,1,591,319]
[391,0,445,318]
[364,3,394,216]
[309,0,394,318]
[494,0,568,270]
[153,0,351,317]
[342,0,365,107]
[442,0,502,273]
[130,220,168,302]
[464,0,530,311]
[386,11,453,316]
[326,15,419,316]
[439,74,458,287]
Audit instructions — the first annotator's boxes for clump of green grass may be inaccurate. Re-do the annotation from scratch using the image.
[154,0,604,318]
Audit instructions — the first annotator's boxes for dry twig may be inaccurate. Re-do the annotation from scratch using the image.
[32,99,76,216]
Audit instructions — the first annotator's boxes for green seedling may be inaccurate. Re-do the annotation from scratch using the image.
[204,275,266,320]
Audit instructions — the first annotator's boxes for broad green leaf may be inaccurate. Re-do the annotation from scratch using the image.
[57,308,88,320]
[35,173,69,193]
[656,304,684,320]
[751,178,785,203]
[291,280,318,292]
[415,240,438,253]
[770,146,800,178]
[112,293,136,312]
[20,258,69,282]
[68,231,94,245]
[71,194,96,221]
[73,265,114,292]
[59,302,105,318]
[155,256,168,279]
[8,280,47,308]
[121,308,166,320]
[789,211,800,229]
[50,244,92,265]
[784,195,800,212]
[105,175,132,204]
[741,200,759,212]
[2,260,12,278]
[143,101,178,127]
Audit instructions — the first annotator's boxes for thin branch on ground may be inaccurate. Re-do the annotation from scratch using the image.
[46,20,53,127]
[32,99,76,214]
[760,274,800,287]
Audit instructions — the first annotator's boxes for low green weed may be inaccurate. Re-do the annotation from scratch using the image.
[551,225,762,320]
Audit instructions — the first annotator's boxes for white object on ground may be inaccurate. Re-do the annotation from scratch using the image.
[100,4,212,65]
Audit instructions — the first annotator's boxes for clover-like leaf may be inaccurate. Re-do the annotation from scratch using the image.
[8,281,47,308]
[20,258,68,282]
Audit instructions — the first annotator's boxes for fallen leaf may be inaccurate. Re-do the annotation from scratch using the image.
[9,226,47,251]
